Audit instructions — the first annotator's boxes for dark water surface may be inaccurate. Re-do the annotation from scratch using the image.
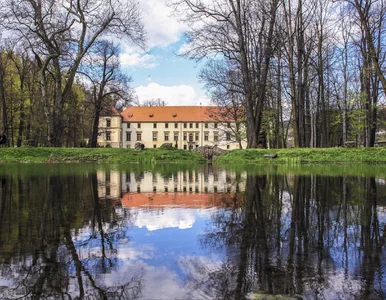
[0,163,386,299]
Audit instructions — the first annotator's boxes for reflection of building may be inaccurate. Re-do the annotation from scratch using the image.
[97,169,246,204]
[97,106,247,150]
[121,192,241,209]
[97,170,121,199]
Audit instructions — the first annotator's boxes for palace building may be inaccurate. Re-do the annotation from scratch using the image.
[97,106,246,150]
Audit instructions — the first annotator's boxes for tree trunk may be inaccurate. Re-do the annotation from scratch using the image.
[91,108,101,148]
[0,56,8,146]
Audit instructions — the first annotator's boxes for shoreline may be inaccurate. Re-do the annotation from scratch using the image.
[1,147,386,164]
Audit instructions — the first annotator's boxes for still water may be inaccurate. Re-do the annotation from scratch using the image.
[0,163,386,299]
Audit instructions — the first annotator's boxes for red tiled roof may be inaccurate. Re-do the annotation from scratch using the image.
[120,106,232,122]
[120,192,242,208]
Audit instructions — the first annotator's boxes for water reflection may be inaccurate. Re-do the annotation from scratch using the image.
[0,164,385,299]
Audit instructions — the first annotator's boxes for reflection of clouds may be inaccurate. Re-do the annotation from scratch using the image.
[117,244,155,260]
[133,208,197,231]
[103,260,192,300]
[178,255,225,299]
[323,272,361,300]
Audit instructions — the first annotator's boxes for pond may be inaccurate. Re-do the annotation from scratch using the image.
[0,163,386,299]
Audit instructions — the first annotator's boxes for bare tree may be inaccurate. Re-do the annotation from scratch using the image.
[78,40,133,148]
[0,44,10,147]
[168,0,280,148]
[342,0,386,146]
[199,59,246,148]
[1,0,145,146]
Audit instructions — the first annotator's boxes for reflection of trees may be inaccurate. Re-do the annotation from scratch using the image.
[358,177,385,299]
[0,172,142,299]
[196,173,386,299]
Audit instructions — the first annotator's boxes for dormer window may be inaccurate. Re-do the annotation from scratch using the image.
[173,113,177,117]
[149,113,154,117]
[128,114,133,118]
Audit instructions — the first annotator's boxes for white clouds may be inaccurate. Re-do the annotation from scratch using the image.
[119,0,186,55]
[117,1,186,68]
[135,82,209,106]
[120,53,157,68]
[141,0,186,48]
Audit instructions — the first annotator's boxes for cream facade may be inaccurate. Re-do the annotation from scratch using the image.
[97,113,122,148]
[97,106,246,150]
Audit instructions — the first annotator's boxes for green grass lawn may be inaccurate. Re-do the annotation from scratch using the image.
[1,147,386,164]
[0,147,206,164]
[215,147,386,164]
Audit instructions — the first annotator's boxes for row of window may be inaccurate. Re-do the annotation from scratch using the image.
[106,120,231,129]
[125,132,231,142]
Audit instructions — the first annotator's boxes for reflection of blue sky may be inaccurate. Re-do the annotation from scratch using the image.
[73,207,225,299]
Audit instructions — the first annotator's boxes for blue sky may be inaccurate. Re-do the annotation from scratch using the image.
[118,1,210,106]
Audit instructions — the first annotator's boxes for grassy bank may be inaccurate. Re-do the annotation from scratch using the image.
[215,147,386,164]
[0,147,206,164]
[1,147,386,165]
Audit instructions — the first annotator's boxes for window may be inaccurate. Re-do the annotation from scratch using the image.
[164,133,169,141]
[205,123,208,128]
[190,123,193,128]
[183,133,187,141]
[106,132,111,141]
[204,133,209,141]
[227,122,231,128]
[153,123,157,129]
[196,123,199,128]
[183,145,187,150]
[106,119,111,127]
[174,133,179,141]
[153,145,156,148]
[214,123,218,128]
[138,123,141,129]
[227,145,230,149]
[165,123,169,129]
[184,123,187,128]
[153,132,158,141]
[127,123,130,128]
[174,123,178,128]
[195,133,199,141]
[189,133,193,142]
[137,132,142,141]
[126,132,131,141]
[226,132,231,141]
[214,133,219,141]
